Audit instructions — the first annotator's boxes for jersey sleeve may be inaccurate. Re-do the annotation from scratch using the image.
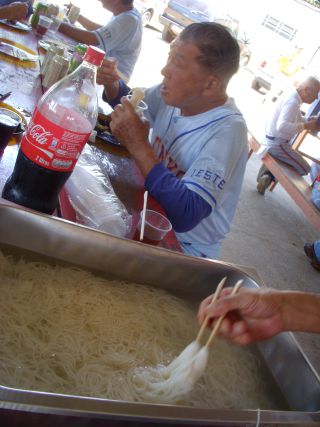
[145,163,212,232]
[94,14,136,53]
[182,119,248,209]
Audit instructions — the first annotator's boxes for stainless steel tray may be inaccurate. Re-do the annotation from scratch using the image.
[0,203,319,426]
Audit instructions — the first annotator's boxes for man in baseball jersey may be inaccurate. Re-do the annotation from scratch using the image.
[98,22,248,259]
[59,0,142,82]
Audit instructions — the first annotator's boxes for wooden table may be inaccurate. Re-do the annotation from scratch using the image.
[248,132,320,231]
[0,23,181,252]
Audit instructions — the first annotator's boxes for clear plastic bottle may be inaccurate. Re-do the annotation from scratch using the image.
[2,45,105,214]
[69,44,87,74]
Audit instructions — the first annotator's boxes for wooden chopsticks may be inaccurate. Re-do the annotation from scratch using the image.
[205,280,243,348]
[195,277,243,348]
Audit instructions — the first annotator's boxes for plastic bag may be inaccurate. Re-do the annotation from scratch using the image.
[65,146,132,237]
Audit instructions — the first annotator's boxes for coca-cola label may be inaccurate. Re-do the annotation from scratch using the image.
[21,108,91,172]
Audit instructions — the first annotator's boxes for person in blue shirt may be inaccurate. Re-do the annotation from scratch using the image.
[0,0,33,18]
[97,22,248,260]
[304,240,320,271]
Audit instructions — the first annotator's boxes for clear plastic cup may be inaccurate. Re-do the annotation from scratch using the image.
[35,15,52,37]
[48,16,62,34]
[68,5,80,24]
[126,93,148,117]
[134,209,172,245]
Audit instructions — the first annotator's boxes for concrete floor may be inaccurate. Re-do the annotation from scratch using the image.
[219,150,320,374]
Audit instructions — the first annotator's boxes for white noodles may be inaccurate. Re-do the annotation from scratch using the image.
[0,251,282,409]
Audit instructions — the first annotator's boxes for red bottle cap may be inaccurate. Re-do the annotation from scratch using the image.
[83,46,105,67]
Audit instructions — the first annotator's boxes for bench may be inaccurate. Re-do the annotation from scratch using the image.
[248,134,320,231]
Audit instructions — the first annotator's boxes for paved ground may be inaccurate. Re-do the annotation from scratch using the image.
[219,142,320,374]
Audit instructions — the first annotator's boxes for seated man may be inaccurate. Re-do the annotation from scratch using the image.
[58,0,142,82]
[97,22,248,260]
[257,76,320,195]
[0,1,29,20]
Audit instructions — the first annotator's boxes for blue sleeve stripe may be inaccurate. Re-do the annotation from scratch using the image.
[168,113,242,151]
[183,180,217,205]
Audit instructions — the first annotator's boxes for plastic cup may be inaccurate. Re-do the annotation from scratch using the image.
[68,5,80,24]
[35,16,52,37]
[126,94,148,117]
[134,209,172,245]
[0,108,21,156]
[48,16,61,34]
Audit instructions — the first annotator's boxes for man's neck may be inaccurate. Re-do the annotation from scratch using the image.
[111,4,133,16]
[180,94,228,117]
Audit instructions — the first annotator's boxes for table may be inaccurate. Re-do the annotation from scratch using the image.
[0,22,181,252]
[248,132,320,231]
[292,129,320,165]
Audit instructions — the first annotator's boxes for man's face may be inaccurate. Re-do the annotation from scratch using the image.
[99,0,115,11]
[302,85,320,104]
[160,39,215,116]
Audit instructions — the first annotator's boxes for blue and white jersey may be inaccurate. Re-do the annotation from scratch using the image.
[144,84,248,258]
[94,8,142,81]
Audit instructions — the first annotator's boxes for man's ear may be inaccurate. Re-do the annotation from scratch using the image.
[203,75,223,95]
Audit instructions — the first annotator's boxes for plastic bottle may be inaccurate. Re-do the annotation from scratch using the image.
[30,1,48,28]
[69,44,87,74]
[2,45,105,214]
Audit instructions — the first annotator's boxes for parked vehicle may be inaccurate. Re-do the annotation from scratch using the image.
[159,0,211,42]
[251,59,278,92]
[251,46,319,102]
[134,0,167,29]
[159,0,251,66]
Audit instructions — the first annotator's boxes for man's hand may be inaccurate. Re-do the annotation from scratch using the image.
[63,2,73,14]
[304,117,319,132]
[7,2,28,20]
[111,97,150,150]
[96,58,121,85]
[197,287,285,345]
[111,97,159,176]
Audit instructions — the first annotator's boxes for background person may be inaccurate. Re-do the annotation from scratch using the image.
[59,0,142,82]
[98,22,248,260]
[197,286,320,345]
[0,1,29,20]
[257,76,320,195]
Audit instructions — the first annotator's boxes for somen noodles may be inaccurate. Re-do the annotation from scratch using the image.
[0,250,282,409]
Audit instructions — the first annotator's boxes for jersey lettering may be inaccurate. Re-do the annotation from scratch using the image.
[153,136,184,177]
[190,168,226,190]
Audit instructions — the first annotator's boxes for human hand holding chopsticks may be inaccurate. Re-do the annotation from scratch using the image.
[197,287,286,345]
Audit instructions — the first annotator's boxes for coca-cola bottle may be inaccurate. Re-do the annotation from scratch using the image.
[2,45,105,214]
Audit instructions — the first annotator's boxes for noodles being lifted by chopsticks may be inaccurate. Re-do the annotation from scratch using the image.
[0,251,281,409]
[128,87,145,109]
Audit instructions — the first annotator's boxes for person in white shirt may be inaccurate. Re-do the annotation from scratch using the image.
[59,0,142,81]
[257,76,320,195]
